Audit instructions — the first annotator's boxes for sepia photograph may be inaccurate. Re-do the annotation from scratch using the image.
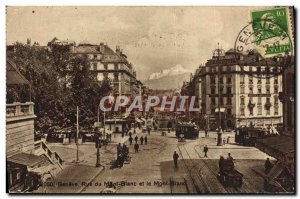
[5,6,295,194]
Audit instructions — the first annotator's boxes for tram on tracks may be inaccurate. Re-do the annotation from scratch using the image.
[235,127,266,146]
[175,123,199,139]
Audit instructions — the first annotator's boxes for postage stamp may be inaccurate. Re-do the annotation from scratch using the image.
[251,7,292,56]
[234,7,294,78]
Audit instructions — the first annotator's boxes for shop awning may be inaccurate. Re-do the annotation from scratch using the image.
[7,152,48,168]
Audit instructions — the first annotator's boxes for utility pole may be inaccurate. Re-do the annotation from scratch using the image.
[217,43,223,146]
[96,101,102,167]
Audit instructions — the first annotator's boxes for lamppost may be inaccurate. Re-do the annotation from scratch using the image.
[213,43,225,146]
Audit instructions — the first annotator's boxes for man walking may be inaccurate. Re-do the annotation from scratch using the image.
[144,136,148,145]
[134,143,139,153]
[134,135,138,144]
[140,136,144,145]
[203,145,208,158]
[129,136,133,145]
[173,151,179,168]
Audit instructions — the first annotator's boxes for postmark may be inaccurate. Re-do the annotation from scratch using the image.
[234,7,293,78]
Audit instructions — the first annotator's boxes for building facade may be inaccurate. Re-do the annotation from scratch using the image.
[49,39,144,97]
[199,49,283,130]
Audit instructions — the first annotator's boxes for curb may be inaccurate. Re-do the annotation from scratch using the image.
[77,166,105,193]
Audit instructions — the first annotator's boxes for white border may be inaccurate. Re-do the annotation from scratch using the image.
[1,1,299,199]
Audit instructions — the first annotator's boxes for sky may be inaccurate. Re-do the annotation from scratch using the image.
[7,6,254,80]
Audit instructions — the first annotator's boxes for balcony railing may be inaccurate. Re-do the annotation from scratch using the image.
[6,102,34,118]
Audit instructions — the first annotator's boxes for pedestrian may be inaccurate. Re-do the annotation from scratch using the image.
[203,145,208,158]
[167,121,172,133]
[205,129,208,137]
[173,151,179,168]
[121,131,124,138]
[134,135,138,144]
[117,143,122,156]
[129,136,133,145]
[147,126,151,135]
[227,153,233,161]
[129,131,132,137]
[140,136,144,145]
[223,138,226,145]
[144,135,148,145]
[227,136,230,144]
[265,157,272,174]
[134,143,139,153]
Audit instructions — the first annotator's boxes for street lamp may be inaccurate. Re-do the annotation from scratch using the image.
[213,43,225,146]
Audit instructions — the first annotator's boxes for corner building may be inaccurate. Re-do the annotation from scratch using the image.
[200,49,283,130]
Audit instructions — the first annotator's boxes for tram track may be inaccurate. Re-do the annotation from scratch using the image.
[176,143,211,193]
[193,144,257,193]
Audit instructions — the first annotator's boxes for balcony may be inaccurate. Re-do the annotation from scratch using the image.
[6,102,36,122]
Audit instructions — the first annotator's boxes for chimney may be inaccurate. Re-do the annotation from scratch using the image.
[99,43,104,53]
[116,45,121,55]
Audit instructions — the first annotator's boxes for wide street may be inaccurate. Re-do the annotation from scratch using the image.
[41,129,271,194]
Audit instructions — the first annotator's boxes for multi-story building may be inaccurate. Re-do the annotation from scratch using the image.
[199,49,283,130]
[49,39,143,97]
[75,42,142,96]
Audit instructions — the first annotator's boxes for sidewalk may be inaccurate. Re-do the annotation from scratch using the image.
[35,163,104,193]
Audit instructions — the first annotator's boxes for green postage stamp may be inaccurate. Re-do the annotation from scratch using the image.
[251,7,292,56]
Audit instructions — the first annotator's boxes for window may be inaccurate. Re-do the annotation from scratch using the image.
[274,77,278,84]
[226,87,232,94]
[258,97,262,105]
[219,77,223,84]
[104,64,108,70]
[93,54,97,59]
[211,108,215,114]
[227,76,232,84]
[274,95,279,105]
[249,76,253,84]
[92,63,97,70]
[241,97,245,105]
[241,86,245,94]
[266,86,270,94]
[227,97,232,105]
[258,78,262,84]
[240,108,245,116]
[210,75,215,84]
[220,86,224,94]
[266,78,270,84]
[250,108,253,115]
[211,88,215,94]
[258,88,262,94]
[249,66,253,72]
[114,63,119,70]
[227,65,231,72]
[240,75,245,84]
[227,108,232,115]
[257,67,261,74]
[211,97,215,105]
[258,106,262,115]
[249,86,253,94]
[220,98,224,105]
[113,73,119,81]
[274,86,278,93]
[274,106,279,115]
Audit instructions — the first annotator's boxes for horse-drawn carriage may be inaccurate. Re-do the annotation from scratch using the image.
[218,158,243,187]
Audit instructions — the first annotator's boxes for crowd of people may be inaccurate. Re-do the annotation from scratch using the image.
[115,127,150,168]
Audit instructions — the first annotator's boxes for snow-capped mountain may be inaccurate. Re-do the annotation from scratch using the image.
[148,64,191,80]
[144,64,192,90]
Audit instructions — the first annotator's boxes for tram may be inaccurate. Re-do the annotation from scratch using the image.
[175,123,199,139]
[235,127,266,146]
